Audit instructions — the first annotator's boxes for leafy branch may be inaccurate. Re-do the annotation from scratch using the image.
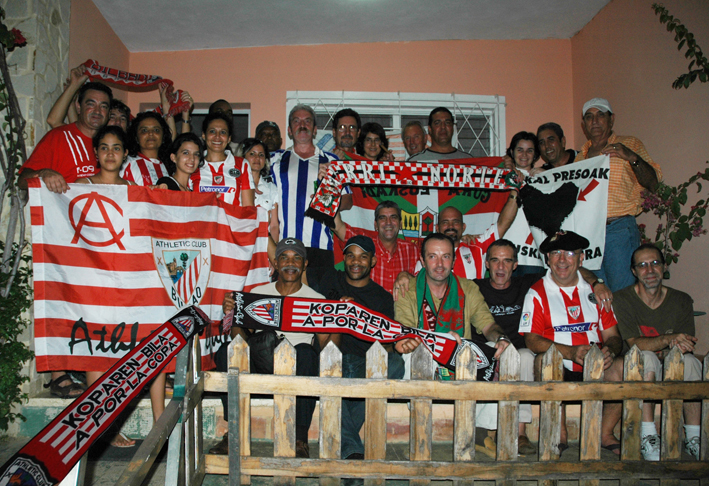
[652,3,709,89]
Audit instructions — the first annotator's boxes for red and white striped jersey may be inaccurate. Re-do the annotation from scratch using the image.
[120,154,167,186]
[192,153,254,206]
[519,272,617,372]
[453,223,498,280]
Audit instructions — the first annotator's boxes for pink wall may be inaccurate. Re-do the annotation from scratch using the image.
[125,39,574,144]
[572,0,709,352]
[69,0,129,100]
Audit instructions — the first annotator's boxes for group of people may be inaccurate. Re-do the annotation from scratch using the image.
[19,71,700,464]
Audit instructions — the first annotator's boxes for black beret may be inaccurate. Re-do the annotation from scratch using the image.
[539,230,589,254]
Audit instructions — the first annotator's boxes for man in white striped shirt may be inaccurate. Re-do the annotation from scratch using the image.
[20,82,112,194]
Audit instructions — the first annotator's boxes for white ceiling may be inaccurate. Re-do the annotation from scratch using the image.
[92,0,611,53]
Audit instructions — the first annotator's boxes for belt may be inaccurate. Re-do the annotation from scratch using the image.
[606,215,632,225]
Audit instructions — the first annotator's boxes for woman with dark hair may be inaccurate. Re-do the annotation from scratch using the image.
[242,137,279,240]
[356,122,392,161]
[76,125,134,186]
[157,133,204,192]
[505,131,543,176]
[192,112,255,206]
[121,111,172,186]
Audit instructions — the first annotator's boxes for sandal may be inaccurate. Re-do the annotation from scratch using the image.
[44,374,85,399]
[110,432,136,448]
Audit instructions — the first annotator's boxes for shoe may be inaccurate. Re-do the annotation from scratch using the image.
[296,440,310,458]
[518,435,537,455]
[209,433,229,455]
[346,452,364,460]
[641,434,660,461]
[684,436,700,460]
[601,443,621,455]
[44,374,85,399]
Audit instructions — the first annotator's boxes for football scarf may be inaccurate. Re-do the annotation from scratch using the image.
[307,159,521,224]
[417,271,466,336]
[224,291,496,379]
[81,59,190,118]
[0,306,210,486]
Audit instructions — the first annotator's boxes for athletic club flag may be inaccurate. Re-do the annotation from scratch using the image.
[28,180,270,372]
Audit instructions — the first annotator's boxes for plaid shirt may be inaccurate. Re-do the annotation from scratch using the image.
[577,134,662,219]
[344,224,420,294]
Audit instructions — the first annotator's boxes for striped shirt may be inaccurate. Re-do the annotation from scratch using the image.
[191,153,254,206]
[270,147,350,250]
[519,272,618,372]
[22,122,97,182]
[120,154,167,186]
[576,134,662,219]
[453,223,498,280]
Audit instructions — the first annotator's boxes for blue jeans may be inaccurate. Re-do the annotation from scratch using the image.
[341,351,405,459]
[594,215,641,292]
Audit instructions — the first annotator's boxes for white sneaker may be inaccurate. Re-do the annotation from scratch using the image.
[641,434,660,461]
[684,436,700,460]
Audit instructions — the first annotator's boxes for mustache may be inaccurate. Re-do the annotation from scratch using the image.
[280,265,300,272]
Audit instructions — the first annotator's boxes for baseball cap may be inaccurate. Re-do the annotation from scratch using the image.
[343,235,375,254]
[255,120,280,135]
[582,98,613,116]
[275,238,306,260]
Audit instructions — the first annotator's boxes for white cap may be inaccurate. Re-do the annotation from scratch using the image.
[582,98,613,116]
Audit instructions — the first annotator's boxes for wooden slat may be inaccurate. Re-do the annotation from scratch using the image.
[228,336,248,486]
[273,339,297,486]
[164,344,190,486]
[319,342,342,486]
[539,345,564,462]
[621,345,644,466]
[203,455,709,479]
[497,344,520,464]
[579,345,604,486]
[454,346,477,486]
[410,345,435,486]
[662,347,684,461]
[364,343,387,486]
[219,373,709,400]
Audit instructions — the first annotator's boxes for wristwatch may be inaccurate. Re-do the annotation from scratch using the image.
[496,335,511,344]
[591,278,605,288]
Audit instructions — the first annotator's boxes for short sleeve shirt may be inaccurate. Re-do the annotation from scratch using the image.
[121,154,167,186]
[453,223,499,280]
[192,152,255,206]
[21,122,97,182]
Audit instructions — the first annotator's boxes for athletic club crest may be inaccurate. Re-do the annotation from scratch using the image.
[244,298,281,327]
[171,316,195,338]
[153,238,212,308]
[567,305,581,320]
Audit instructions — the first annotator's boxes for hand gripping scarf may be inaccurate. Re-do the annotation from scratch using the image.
[81,59,190,118]
[306,158,522,226]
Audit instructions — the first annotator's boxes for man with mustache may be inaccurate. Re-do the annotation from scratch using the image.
[613,244,702,460]
[270,104,353,271]
[330,108,362,160]
[305,235,404,461]
[214,238,332,458]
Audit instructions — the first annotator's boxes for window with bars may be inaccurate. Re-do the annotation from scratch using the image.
[288,91,506,160]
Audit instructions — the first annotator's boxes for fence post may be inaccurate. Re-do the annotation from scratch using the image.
[364,342,389,486]
[579,345,604,486]
[229,335,249,486]
[701,355,709,486]
[661,347,684,469]
[454,345,477,466]
[273,339,297,486]
[539,344,563,465]
[319,341,342,486]
[165,340,192,486]
[497,344,520,465]
[410,345,435,486]
[621,345,644,465]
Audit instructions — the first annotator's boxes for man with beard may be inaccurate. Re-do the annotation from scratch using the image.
[330,108,363,160]
[332,201,420,294]
[255,120,283,153]
[408,107,471,161]
[536,122,577,169]
[213,238,331,458]
[613,244,702,460]
[401,120,428,158]
[270,104,353,270]
[306,235,405,461]
[20,82,113,194]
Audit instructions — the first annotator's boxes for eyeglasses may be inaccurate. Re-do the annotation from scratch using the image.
[337,124,358,132]
[634,260,663,269]
[548,250,580,258]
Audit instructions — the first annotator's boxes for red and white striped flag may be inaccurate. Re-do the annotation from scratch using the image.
[28,180,270,372]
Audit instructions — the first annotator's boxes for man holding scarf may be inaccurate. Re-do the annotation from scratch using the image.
[394,233,510,370]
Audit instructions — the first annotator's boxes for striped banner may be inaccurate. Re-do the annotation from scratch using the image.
[28,180,270,372]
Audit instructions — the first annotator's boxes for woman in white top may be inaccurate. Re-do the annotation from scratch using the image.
[192,112,255,207]
[122,112,171,186]
[242,137,279,241]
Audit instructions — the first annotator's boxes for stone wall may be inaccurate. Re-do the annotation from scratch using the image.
[1,0,70,435]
